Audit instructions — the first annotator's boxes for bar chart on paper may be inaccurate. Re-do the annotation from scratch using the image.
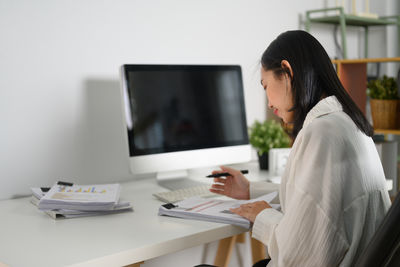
[38,183,121,211]
[30,183,133,219]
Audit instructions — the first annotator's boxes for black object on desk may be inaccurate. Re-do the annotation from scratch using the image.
[206,170,248,178]
[57,181,74,186]
[162,203,178,210]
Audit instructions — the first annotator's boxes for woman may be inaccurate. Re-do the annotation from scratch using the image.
[210,31,391,266]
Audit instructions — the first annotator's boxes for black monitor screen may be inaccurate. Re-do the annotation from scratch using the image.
[122,65,249,156]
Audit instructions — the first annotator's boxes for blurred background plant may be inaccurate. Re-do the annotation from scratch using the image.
[248,119,291,156]
[367,75,399,100]
[367,75,400,130]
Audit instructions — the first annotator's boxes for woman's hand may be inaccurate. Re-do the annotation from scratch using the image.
[230,201,271,223]
[209,166,250,200]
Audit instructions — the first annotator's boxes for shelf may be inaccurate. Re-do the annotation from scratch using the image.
[305,7,400,59]
[330,57,400,114]
[308,14,398,27]
[374,129,400,135]
[332,57,400,64]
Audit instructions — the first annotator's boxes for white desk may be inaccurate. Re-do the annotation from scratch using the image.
[0,162,276,267]
[0,161,392,267]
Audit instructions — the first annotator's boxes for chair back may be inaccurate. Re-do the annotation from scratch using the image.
[353,194,400,267]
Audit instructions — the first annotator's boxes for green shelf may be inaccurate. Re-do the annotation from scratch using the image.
[309,14,398,27]
[305,7,400,59]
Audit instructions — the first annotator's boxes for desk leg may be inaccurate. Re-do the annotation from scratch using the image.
[236,232,246,243]
[251,235,266,264]
[214,235,237,267]
[124,261,144,267]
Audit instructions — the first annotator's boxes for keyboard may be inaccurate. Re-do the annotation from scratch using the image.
[153,185,217,203]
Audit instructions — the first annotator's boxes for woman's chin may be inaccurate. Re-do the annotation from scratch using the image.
[281,113,294,124]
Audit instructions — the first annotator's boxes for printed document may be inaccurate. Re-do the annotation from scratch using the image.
[38,183,121,211]
[159,191,279,229]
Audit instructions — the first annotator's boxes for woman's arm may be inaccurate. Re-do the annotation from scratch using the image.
[252,122,351,266]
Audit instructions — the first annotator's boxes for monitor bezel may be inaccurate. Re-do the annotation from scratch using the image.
[120,64,252,176]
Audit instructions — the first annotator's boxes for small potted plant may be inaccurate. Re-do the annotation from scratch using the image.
[249,120,291,170]
[367,75,399,129]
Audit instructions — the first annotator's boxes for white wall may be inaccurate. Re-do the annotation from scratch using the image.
[0,0,338,200]
[0,0,397,266]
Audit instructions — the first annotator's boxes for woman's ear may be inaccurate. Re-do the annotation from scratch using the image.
[281,60,293,79]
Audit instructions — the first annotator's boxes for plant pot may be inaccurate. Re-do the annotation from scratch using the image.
[370,99,400,129]
[258,153,269,170]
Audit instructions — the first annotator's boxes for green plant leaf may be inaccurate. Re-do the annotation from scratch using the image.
[248,119,291,154]
[367,75,399,100]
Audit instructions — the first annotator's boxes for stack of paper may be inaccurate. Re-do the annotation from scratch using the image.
[30,183,133,219]
[158,191,279,229]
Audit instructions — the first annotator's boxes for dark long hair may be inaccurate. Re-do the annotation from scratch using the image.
[261,30,373,138]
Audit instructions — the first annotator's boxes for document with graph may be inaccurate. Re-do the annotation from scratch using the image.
[38,183,121,211]
[158,191,279,229]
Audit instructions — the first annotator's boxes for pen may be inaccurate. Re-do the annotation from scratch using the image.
[206,170,248,178]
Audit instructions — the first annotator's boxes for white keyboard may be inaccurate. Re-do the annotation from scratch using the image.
[153,185,217,203]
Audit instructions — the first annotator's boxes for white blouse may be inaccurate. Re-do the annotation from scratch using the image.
[250,96,391,267]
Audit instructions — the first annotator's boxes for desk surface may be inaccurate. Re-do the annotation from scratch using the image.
[0,161,392,267]
[0,162,274,267]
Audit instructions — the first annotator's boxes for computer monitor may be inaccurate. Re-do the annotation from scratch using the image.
[120,64,251,189]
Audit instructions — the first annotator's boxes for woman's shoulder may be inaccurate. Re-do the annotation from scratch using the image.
[302,110,358,141]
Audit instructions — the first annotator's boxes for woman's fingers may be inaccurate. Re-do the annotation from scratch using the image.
[230,201,270,222]
[210,183,225,191]
[213,177,226,184]
[220,165,239,175]
[210,187,227,196]
[230,207,246,217]
[230,207,253,221]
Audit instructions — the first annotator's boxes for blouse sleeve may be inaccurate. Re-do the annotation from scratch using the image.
[249,181,280,199]
[252,123,350,266]
[252,189,349,266]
